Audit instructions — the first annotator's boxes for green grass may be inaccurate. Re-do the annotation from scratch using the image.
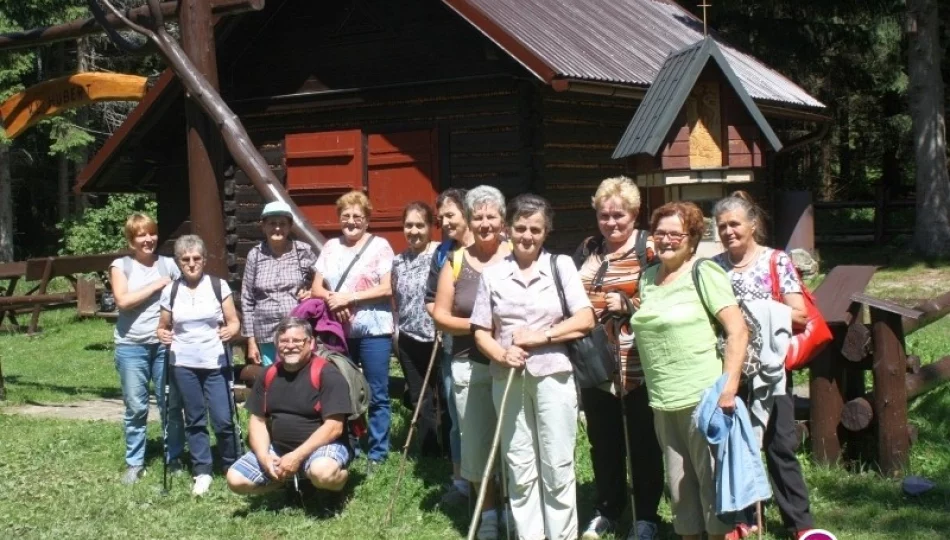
[3,270,950,538]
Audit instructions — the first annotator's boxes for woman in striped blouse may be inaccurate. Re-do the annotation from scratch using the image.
[573,177,664,540]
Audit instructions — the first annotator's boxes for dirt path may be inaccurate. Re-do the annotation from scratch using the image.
[2,398,158,422]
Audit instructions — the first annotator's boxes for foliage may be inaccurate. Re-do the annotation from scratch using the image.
[56,193,155,255]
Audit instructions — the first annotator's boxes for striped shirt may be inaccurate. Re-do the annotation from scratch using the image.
[577,235,654,393]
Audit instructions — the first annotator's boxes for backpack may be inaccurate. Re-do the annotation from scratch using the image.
[262,347,370,437]
[571,230,655,270]
[168,275,224,309]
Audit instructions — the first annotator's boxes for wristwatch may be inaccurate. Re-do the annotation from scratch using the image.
[544,329,553,343]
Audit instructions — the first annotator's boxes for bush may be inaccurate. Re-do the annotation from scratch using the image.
[57,194,157,255]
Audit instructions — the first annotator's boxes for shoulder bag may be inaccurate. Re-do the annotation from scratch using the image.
[550,254,616,388]
[768,250,832,370]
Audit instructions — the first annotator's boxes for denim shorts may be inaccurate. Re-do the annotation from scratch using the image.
[231,442,352,486]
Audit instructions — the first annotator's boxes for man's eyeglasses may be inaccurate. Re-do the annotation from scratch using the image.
[277,338,310,347]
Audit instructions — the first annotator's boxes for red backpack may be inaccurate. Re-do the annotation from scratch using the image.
[262,354,368,437]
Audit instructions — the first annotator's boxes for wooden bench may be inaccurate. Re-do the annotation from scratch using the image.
[0,253,125,334]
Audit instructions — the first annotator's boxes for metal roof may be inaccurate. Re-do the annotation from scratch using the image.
[613,37,783,159]
[442,0,824,109]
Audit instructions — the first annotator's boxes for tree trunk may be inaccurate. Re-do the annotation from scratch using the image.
[56,42,70,221]
[0,142,13,262]
[908,0,950,256]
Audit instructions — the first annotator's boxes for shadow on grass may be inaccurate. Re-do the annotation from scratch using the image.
[4,375,123,400]
[84,342,115,352]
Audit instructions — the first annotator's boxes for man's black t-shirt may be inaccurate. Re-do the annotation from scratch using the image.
[246,359,353,454]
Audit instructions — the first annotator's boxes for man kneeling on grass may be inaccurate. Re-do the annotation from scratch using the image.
[227,317,352,495]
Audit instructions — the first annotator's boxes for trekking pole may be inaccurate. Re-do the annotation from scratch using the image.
[224,341,246,456]
[161,344,172,495]
[499,446,512,540]
[466,367,518,540]
[384,332,442,527]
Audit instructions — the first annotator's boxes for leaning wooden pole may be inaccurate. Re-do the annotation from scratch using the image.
[89,0,325,251]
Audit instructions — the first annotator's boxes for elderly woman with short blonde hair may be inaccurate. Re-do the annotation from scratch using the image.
[573,176,665,540]
[311,190,395,470]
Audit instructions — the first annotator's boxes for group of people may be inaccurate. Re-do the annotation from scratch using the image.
[110,177,817,540]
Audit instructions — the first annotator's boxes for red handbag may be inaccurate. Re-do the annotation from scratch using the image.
[769,250,833,370]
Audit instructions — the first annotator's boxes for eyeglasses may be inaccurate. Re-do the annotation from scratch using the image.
[179,256,204,263]
[654,231,689,242]
[340,214,365,224]
[277,337,310,346]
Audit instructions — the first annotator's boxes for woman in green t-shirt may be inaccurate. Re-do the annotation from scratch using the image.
[630,201,749,540]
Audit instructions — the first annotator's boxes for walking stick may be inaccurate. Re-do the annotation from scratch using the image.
[466,367,518,540]
[609,315,639,529]
[161,344,172,495]
[384,332,442,527]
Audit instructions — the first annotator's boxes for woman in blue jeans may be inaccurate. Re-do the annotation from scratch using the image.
[158,235,242,496]
[110,213,186,485]
[311,190,395,472]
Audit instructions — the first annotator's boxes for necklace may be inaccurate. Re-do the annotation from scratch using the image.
[729,246,760,269]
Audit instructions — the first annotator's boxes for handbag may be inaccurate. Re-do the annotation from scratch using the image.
[692,259,763,378]
[768,250,832,370]
[550,254,616,389]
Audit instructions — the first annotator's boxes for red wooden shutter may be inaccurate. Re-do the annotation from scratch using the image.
[285,130,363,233]
[366,130,439,252]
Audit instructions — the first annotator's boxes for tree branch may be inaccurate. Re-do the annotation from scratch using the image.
[89,0,156,44]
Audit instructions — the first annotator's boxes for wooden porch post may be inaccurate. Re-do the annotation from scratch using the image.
[180,0,227,278]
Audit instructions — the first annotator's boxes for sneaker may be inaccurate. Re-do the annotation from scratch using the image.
[366,460,383,477]
[120,465,146,485]
[581,513,614,540]
[192,474,213,496]
[498,506,517,538]
[476,509,499,540]
[627,520,658,540]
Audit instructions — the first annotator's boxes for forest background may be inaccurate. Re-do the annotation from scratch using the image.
[0,0,946,260]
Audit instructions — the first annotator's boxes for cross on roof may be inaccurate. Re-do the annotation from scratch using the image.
[699,1,712,36]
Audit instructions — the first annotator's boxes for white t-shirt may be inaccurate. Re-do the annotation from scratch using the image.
[160,275,232,370]
[112,256,180,345]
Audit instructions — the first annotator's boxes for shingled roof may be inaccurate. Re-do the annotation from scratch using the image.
[612,37,783,159]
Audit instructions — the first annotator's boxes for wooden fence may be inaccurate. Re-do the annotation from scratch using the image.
[813,195,915,244]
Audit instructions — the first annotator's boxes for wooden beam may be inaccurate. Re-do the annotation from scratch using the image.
[0,0,263,52]
[181,0,228,279]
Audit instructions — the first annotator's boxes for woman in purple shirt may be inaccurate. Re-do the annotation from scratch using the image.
[472,194,595,540]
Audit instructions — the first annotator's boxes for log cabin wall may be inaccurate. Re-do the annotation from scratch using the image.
[535,88,640,253]
[225,77,535,277]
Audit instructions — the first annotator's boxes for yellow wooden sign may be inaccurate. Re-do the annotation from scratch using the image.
[0,73,148,138]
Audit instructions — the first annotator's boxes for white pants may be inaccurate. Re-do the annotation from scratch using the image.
[453,359,498,482]
[493,370,578,540]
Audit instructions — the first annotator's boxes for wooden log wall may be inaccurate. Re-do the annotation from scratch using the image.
[536,89,639,253]
[227,78,532,277]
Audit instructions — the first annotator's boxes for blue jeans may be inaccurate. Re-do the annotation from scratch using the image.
[441,335,461,465]
[172,366,238,475]
[347,336,392,462]
[115,343,185,467]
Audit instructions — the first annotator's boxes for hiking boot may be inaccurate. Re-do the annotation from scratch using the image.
[581,513,615,540]
[476,509,499,540]
[192,474,213,496]
[120,465,146,485]
[627,520,658,540]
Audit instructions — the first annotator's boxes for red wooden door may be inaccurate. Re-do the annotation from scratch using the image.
[366,130,439,252]
[285,130,363,234]
[284,129,439,253]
